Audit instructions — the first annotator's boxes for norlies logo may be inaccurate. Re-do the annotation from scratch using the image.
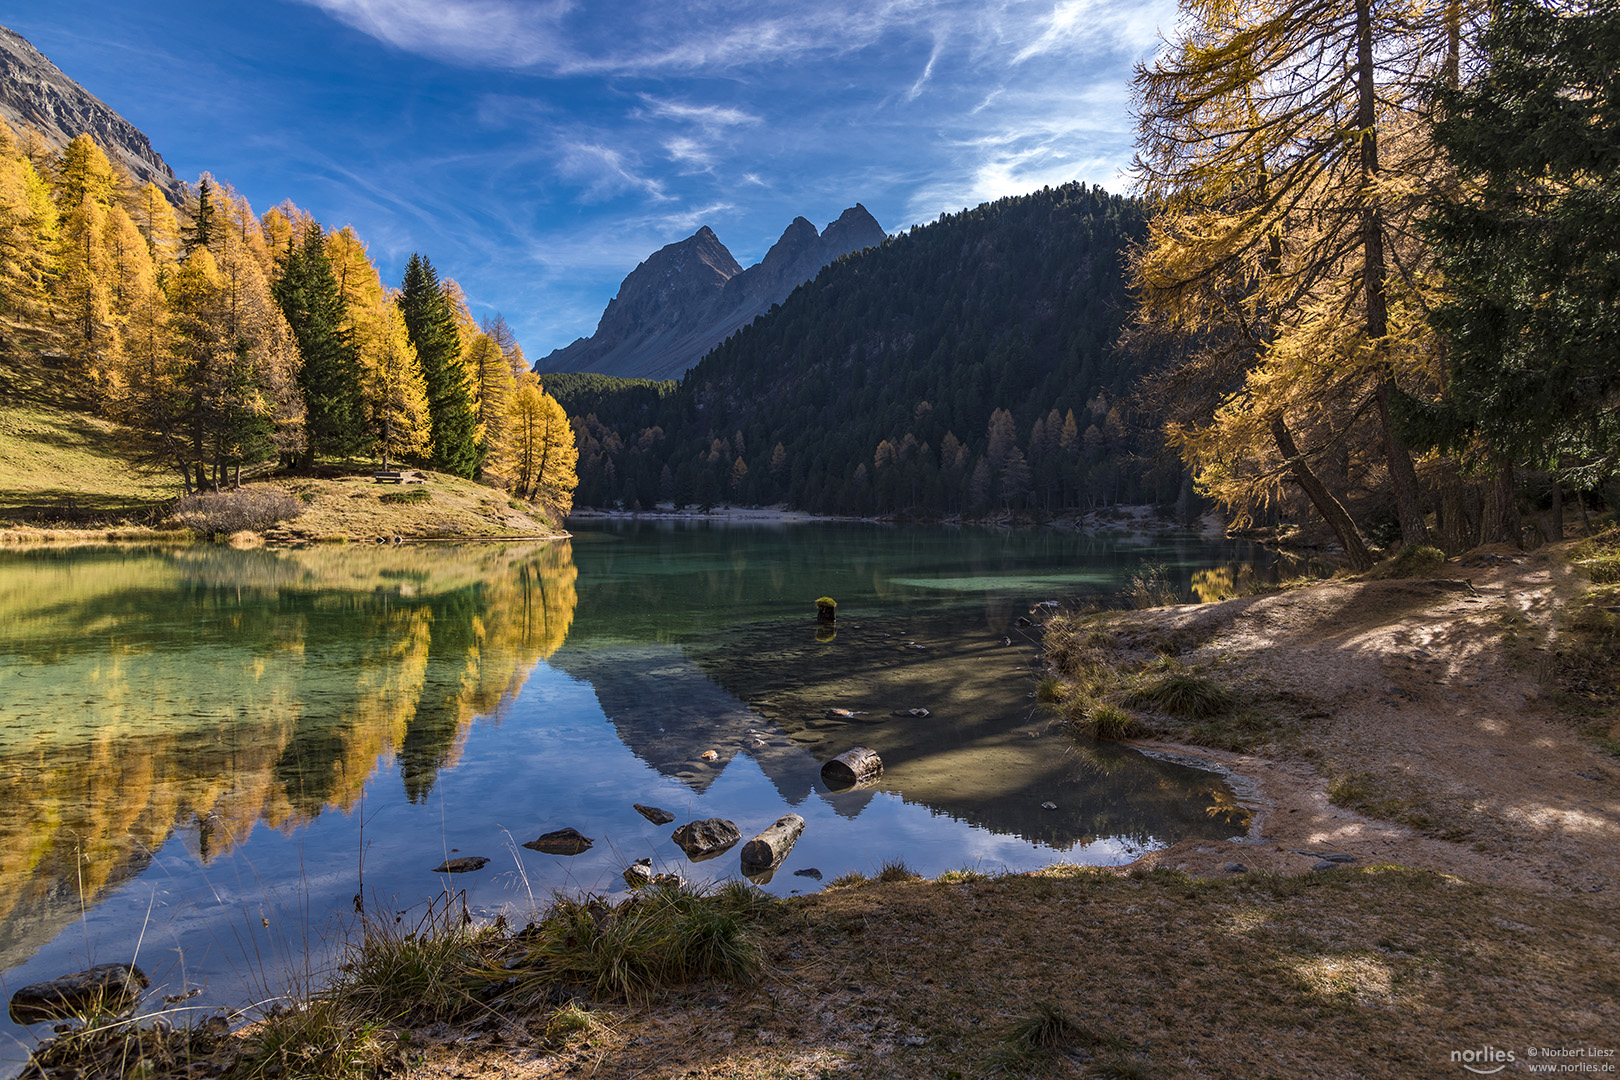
[1453,1046,1517,1074]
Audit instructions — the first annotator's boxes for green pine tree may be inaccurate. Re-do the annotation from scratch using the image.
[273,224,364,465]
[1411,0,1620,495]
[186,176,216,253]
[398,254,480,477]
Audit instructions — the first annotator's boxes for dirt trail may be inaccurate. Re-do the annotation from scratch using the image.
[1116,551,1620,899]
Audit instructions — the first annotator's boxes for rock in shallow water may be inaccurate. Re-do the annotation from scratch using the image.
[634,803,676,825]
[671,818,741,861]
[10,964,149,1024]
[523,828,594,855]
[431,856,489,873]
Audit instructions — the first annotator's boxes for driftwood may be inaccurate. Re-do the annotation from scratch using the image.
[740,814,805,873]
[821,746,883,789]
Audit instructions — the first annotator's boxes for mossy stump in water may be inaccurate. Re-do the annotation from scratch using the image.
[816,596,837,623]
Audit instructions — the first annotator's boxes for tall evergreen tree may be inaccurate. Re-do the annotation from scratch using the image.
[398,254,480,477]
[186,175,217,253]
[273,224,363,465]
[1412,0,1620,520]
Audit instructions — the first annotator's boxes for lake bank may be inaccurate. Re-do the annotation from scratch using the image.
[0,471,569,546]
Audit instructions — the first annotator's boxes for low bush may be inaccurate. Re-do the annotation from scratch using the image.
[379,488,431,506]
[875,858,921,883]
[1070,701,1143,740]
[1125,562,1180,608]
[171,489,305,534]
[496,882,762,1005]
[1124,669,1236,718]
[235,996,393,1080]
[331,900,494,1025]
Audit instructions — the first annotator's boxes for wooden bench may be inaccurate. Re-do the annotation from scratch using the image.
[373,471,404,483]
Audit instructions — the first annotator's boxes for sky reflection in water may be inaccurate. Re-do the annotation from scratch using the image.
[0,522,1285,1067]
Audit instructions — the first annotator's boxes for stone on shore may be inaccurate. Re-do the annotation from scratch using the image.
[10,964,149,1024]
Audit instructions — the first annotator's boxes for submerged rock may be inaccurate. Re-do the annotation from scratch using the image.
[431,856,489,873]
[10,964,149,1024]
[634,803,676,825]
[671,818,741,861]
[523,828,594,855]
[793,867,823,881]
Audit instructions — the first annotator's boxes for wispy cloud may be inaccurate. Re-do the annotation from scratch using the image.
[556,141,669,202]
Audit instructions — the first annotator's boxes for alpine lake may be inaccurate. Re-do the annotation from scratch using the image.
[0,520,1304,1066]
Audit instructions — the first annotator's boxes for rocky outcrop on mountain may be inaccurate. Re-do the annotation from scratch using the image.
[0,25,184,202]
[540,205,885,381]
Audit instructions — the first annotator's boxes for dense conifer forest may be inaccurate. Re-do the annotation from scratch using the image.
[548,184,1185,517]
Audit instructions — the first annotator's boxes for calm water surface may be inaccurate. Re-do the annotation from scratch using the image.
[0,522,1289,1065]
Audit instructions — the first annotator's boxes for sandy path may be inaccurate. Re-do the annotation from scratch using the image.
[1115,553,1620,900]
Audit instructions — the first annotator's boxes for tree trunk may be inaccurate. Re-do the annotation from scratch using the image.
[1484,451,1520,545]
[1547,480,1564,542]
[1271,417,1375,570]
[1438,460,1472,554]
[1356,0,1429,546]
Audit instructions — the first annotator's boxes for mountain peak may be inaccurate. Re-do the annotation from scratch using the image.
[0,24,184,202]
[539,204,885,382]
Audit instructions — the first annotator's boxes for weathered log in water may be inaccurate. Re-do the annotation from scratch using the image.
[821,746,883,789]
[740,814,806,874]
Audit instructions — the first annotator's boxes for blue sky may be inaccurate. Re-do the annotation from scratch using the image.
[5,0,1171,360]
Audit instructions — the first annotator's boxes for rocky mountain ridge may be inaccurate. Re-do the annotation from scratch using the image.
[0,24,184,202]
[540,204,886,382]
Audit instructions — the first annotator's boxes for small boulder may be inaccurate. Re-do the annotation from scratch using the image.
[10,964,149,1024]
[633,803,676,825]
[1223,862,1247,874]
[700,749,719,762]
[431,856,489,874]
[523,828,594,855]
[1040,802,1058,811]
[671,818,741,861]
[793,868,823,881]
[623,859,655,889]
[908,708,931,718]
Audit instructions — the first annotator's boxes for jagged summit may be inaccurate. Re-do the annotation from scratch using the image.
[0,25,184,202]
[539,205,886,382]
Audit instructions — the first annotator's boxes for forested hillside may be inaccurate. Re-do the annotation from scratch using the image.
[0,122,578,519]
[551,184,1178,516]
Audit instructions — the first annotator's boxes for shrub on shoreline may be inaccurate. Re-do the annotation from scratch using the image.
[171,489,305,535]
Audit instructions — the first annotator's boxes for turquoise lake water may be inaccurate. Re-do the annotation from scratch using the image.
[0,521,1294,1067]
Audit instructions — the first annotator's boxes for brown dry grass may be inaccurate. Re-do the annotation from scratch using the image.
[249,473,563,543]
[228,866,1609,1080]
